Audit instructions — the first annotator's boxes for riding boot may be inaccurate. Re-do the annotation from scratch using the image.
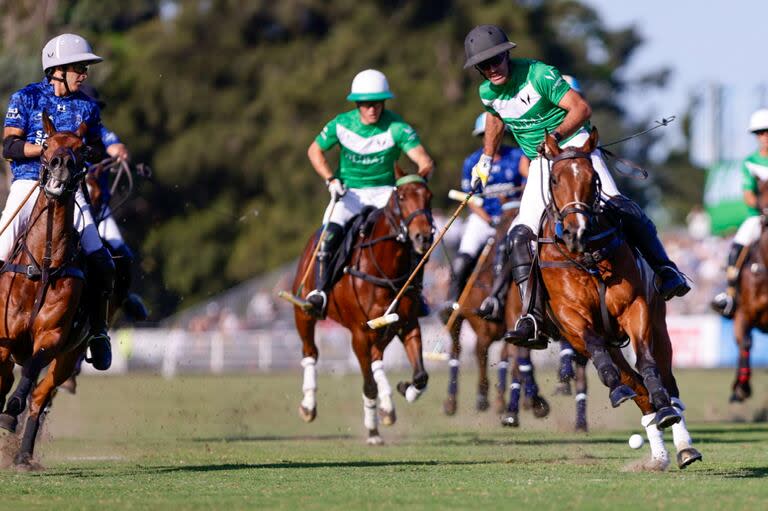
[608,196,690,300]
[711,243,744,318]
[110,243,149,322]
[306,223,344,319]
[438,252,475,324]
[502,225,548,349]
[478,236,513,322]
[85,246,115,371]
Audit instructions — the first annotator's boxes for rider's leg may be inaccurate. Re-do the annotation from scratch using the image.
[478,232,513,321]
[438,252,475,323]
[306,222,345,318]
[606,195,690,300]
[712,215,760,317]
[75,187,115,371]
[0,180,39,261]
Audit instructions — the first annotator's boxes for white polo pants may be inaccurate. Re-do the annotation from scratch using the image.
[322,186,393,225]
[733,215,761,246]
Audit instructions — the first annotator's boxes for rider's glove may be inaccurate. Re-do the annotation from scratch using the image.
[470,154,493,191]
[326,178,346,201]
[489,216,501,228]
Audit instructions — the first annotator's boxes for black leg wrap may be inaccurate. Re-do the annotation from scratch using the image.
[414,370,429,390]
[448,253,475,302]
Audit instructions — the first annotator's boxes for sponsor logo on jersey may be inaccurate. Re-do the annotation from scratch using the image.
[57,104,66,113]
[5,107,20,120]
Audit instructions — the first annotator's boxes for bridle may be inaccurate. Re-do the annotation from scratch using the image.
[39,146,87,198]
[545,149,603,240]
[387,174,434,245]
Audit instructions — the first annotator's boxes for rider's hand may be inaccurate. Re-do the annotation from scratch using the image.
[470,154,493,191]
[107,143,130,162]
[326,178,346,201]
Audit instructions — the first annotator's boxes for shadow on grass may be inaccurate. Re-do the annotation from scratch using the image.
[705,466,768,479]
[191,434,355,443]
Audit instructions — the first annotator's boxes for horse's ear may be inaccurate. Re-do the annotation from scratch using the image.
[42,110,55,136]
[586,127,599,152]
[75,122,88,139]
[544,131,561,157]
[394,162,405,179]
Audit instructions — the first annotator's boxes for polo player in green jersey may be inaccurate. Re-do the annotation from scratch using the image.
[305,69,434,318]
[711,108,768,318]
[463,25,689,348]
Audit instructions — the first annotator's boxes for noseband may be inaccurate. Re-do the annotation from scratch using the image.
[389,174,433,244]
[39,147,86,197]
[546,149,602,239]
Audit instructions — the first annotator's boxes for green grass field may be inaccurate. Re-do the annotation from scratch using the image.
[1,368,767,510]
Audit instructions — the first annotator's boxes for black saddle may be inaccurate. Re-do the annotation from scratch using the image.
[327,206,379,288]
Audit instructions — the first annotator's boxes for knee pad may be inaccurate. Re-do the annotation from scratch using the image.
[508,225,535,283]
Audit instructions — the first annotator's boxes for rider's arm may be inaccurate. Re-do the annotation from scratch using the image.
[744,190,758,209]
[554,89,591,140]
[307,141,335,182]
[100,124,130,162]
[2,127,42,159]
[518,154,530,179]
[405,145,434,179]
[482,113,505,157]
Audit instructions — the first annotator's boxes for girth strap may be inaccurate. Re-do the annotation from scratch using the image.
[344,266,410,289]
[0,262,85,281]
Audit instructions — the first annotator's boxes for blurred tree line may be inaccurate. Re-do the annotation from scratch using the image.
[0,0,704,318]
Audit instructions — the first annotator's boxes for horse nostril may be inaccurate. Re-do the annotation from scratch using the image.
[51,156,61,168]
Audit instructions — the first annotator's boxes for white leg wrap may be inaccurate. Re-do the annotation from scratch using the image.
[519,364,532,373]
[575,392,587,402]
[301,357,317,410]
[363,394,378,430]
[642,413,669,463]
[497,360,509,370]
[405,384,424,403]
[371,360,393,412]
[510,382,521,390]
[671,413,693,451]
[449,358,460,368]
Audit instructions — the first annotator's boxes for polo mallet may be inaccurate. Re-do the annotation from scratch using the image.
[425,236,496,361]
[367,191,475,329]
[0,184,38,238]
[278,198,340,310]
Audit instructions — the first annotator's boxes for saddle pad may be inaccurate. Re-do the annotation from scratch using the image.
[328,206,379,286]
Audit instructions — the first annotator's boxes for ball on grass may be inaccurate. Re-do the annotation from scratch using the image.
[628,434,644,449]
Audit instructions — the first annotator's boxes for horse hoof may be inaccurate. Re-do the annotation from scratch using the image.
[0,413,18,433]
[531,396,550,418]
[298,405,317,423]
[367,432,384,446]
[655,406,681,429]
[476,394,490,412]
[609,385,637,408]
[730,384,751,403]
[396,382,409,397]
[676,447,703,469]
[379,408,396,426]
[575,421,588,433]
[13,452,33,469]
[500,412,519,428]
[443,396,457,416]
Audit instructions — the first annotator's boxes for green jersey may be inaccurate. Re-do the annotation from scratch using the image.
[478,59,589,158]
[741,150,768,215]
[315,109,421,188]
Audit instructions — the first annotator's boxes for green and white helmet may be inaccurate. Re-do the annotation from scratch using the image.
[748,108,768,133]
[42,33,102,73]
[346,69,394,102]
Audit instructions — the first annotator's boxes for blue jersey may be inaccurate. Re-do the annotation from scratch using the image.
[3,79,115,181]
[461,146,525,217]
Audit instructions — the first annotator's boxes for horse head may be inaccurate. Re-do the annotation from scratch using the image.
[545,127,600,253]
[389,164,434,255]
[40,111,88,200]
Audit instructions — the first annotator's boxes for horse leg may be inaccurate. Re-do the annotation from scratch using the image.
[475,333,491,412]
[494,342,509,414]
[730,311,752,402]
[59,351,86,395]
[396,323,428,402]
[371,345,396,426]
[444,317,462,416]
[0,349,14,413]
[352,333,382,445]
[554,340,575,395]
[518,348,550,419]
[574,358,588,432]
[0,348,52,434]
[501,345,521,427]
[296,311,319,423]
[584,331,636,408]
[651,313,702,468]
[15,351,79,468]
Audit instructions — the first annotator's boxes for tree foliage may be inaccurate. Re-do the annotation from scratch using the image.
[0,0,699,317]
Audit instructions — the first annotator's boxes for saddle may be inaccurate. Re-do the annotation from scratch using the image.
[326,206,379,288]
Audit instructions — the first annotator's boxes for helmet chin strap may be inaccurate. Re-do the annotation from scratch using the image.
[48,67,73,95]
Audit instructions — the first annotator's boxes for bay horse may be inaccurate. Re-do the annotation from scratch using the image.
[442,213,551,428]
[535,128,701,469]
[0,113,92,467]
[292,166,433,444]
[729,176,768,402]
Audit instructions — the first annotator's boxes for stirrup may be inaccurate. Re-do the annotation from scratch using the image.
[711,292,736,318]
[306,289,328,318]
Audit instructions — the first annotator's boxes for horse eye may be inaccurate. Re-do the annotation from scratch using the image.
[42,142,48,150]
[398,194,405,200]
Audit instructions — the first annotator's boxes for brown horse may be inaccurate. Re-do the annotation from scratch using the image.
[292,167,433,444]
[729,177,768,402]
[442,214,550,427]
[0,113,91,467]
[535,128,701,469]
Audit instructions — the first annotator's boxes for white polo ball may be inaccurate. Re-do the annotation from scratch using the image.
[628,434,644,449]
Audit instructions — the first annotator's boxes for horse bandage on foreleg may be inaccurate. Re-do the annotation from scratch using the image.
[405,384,424,402]
[301,357,317,410]
[641,413,669,464]
[363,394,378,430]
[371,360,393,412]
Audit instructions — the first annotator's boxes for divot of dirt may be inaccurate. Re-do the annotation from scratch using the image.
[621,457,669,473]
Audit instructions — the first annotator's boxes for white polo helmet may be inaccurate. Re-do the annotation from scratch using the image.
[748,108,768,133]
[346,69,394,102]
[42,33,102,73]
